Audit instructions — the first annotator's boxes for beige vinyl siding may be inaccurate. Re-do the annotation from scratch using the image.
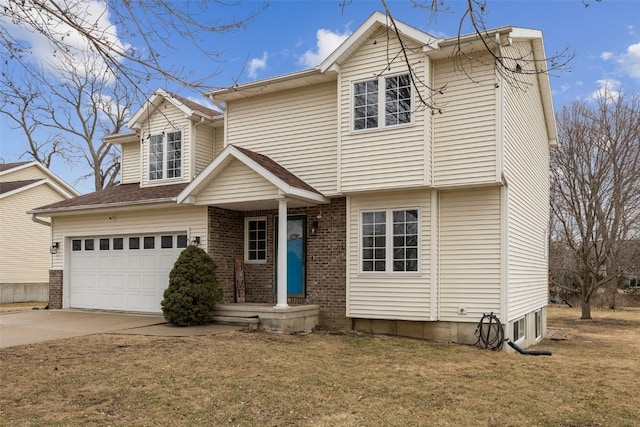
[214,126,224,157]
[347,190,432,320]
[195,125,216,177]
[503,41,550,320]
[0,185,62,283]
[339,27,428,192]
[0,164,44,182]
[51,205,208,270]
[140,100,192,186]
[195,160,280,206]
[432,53,498,187]
[225,81,338,195]
[120,143,141,184]
[439,188,502,321]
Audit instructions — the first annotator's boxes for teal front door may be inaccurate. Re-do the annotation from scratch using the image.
[275,216,306,297]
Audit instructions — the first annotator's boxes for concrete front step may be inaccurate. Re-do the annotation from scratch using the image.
[213,303,320,334]
[211,315,259,330]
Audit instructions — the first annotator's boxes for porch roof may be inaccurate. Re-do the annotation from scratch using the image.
[177,145,330,210]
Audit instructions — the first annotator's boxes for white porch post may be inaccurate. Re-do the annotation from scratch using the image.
[275,198,289,309]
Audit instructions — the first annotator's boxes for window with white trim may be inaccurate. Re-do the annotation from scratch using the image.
[245,218,267,263]
[535,310,542,339]
[149,130,182,180]
[361,209,419,273]
[353,73,412,131]
[513,317,525,342]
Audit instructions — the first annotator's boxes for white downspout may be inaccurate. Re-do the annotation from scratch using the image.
[31,213,51,227]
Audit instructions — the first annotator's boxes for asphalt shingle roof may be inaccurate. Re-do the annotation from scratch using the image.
[32,182,188,212]
[0,179,41,195]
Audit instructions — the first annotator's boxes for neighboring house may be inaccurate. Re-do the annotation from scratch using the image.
[30,12,556,348]
[0,161,79,303]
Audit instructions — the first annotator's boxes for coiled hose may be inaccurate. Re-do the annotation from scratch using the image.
[474,312,504,351]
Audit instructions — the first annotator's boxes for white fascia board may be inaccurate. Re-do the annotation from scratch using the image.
[126,90,163,129]
[320,11,440,73]
[177,146,329,205]
[508,28,542,40]
[1,162,80,197]
[103,131,139,145]
[176,147,237,203]
[0,160,38,177]
[0,179,46,199]
[28,199,178,216]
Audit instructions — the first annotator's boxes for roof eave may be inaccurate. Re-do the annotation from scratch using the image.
[29,198,179,216]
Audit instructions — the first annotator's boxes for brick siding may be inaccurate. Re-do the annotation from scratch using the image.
[207,197,348,328]
[49,270,63,309]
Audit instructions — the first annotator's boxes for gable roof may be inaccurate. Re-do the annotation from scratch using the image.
[0,161,79,198]
[319,11,440,73]
[0,161,31,172]
[177,145,329,206]
[29,182,188,215]
[0,179,41,196]
[127,88,222,130]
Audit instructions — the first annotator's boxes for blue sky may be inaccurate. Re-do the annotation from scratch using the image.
[1,0,639,193]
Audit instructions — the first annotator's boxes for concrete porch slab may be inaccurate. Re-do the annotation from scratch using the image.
[214,303,320,333]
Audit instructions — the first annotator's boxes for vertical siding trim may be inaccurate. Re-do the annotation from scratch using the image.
[496,72,505,183]
[345,194,352,318]
[423,56,430,186]
[430,189,438,320]
[191,121,197,181]
[337,73,342,193]
[501,185,508,322]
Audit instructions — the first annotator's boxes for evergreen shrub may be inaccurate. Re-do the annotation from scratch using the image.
[161,245,223,326]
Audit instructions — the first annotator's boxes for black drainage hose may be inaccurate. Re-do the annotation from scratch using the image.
[507,339,552,356]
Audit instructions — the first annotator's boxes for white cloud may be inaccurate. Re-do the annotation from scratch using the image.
[619,42,640,79]
[0,0,129,81]
[299,28,351,68]
[600,51,613,61]
[589,79,621,103]
[248,52,268,78]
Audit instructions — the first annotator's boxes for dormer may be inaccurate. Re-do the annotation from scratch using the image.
[113,89,223,187]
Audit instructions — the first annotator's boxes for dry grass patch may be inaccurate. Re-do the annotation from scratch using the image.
[0,302,47,312]
[1,306,639,426]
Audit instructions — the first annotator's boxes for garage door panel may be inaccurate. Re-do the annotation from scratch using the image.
[69,234,185,313]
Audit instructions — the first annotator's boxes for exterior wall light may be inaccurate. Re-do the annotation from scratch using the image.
[311,220,319,236]
[50,242,59,254]
[191,236,201,245]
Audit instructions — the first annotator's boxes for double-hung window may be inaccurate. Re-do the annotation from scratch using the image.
[353,73,412,131]
[149,130,182,181]
[245,218,267,263]
[361,208,419,273]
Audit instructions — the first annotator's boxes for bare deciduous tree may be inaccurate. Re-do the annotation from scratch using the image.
[0,0,265,95]
[0,56,131,190]
[550,90,640,319]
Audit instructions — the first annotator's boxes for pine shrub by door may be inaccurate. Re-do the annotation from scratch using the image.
[161,245,223,326]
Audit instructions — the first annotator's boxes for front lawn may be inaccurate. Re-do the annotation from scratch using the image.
[1,306,638,426]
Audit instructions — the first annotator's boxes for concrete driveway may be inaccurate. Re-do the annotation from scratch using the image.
[0,310,243,349]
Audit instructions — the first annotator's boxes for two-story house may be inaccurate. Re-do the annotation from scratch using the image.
[30,12,556,349]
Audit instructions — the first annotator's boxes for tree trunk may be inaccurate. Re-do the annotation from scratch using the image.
[581,298,592,320]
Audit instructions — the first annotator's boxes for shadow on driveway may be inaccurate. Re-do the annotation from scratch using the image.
[0,310,243,348]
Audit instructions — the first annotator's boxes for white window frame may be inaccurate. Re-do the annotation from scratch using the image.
[148,130,183,181]
[513,317,526,342]
[351,72,414,132]
[359,208,420,274]
[534,310,542,339]
[245,217,267,264]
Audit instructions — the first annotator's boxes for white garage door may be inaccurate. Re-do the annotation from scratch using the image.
[69,233,188,313]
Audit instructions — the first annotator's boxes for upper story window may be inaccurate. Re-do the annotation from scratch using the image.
[149,130,182,181]
[353,73,412,131]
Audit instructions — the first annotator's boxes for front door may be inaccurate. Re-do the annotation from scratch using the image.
[275,215,306,297]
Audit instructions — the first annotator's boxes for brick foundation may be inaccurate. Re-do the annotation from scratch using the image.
[49,270,63,309]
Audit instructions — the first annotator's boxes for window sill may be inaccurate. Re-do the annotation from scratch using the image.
[349,121,415,135]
